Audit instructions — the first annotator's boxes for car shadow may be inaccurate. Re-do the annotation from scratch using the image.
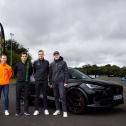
[80,106,126,116]
[37,100,126,116]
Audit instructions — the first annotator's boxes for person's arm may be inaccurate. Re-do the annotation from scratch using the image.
[14,63,17,77]
[8,66,13,80]
[63,61,69,85]
[49,63,53,87]
[33,61,36,75]
[29,62,33,76]
[47,61,49,75]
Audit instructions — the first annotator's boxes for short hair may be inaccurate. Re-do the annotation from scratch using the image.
[53,51,60,55]
[21,51,27,56]
[0,54,7,58]
[38,50,44,53]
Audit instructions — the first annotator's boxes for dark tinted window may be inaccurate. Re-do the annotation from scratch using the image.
[68,68,91,80]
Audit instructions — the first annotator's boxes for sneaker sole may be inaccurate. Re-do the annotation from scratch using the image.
[33,114,40,116]
[53,113,61,116]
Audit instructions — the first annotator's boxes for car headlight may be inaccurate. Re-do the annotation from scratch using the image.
[86,84,104,89]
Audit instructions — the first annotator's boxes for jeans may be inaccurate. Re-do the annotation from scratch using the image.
[34,80,48,110]
[53,82,67,112]
[16,82,29,113]
[0,85,9,110]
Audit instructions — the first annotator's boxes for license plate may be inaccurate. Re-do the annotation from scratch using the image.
[113,95,122,100]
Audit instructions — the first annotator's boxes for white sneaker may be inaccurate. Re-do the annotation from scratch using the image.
[24,112,30,116]
[33,110,39,116]
[5,110,10,116]
[53,110,60,115]
[63,112,68,118]
[44,109,49,115]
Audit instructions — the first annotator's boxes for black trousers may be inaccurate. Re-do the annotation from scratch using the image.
[16,82,29,113]
[53,82,67,112]
[34,80,48,110]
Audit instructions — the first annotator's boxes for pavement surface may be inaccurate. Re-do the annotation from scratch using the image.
[0,78,126,126]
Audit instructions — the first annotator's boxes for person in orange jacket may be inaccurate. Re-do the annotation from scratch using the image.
[0,54,12,116]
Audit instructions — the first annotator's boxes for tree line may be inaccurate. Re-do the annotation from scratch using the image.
[76,64,126,77]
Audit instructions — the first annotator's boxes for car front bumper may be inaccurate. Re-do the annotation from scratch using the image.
[84,86,124,107]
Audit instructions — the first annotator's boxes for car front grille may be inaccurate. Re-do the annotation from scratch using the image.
[93,86,123,106]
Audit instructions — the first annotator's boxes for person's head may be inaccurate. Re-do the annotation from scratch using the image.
[21,52,28,63]
[0,54,7,64]
[53,51,60,60]
[38,50,44,60]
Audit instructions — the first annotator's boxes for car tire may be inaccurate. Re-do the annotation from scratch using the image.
[66,90,86,114]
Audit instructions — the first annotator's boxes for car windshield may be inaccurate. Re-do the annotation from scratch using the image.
[69,68,91,80]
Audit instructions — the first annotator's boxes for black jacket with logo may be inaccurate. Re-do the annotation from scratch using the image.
[33,59,49,81]
[49,57,68,84]
[14,61,33,82]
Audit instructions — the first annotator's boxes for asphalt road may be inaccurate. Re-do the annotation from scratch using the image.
[0,82,126,126]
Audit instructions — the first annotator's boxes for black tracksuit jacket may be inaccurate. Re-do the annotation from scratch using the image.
[14,61,33,82]
[33,59,49,81]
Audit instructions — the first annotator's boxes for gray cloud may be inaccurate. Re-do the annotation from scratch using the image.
[0,0,126,67]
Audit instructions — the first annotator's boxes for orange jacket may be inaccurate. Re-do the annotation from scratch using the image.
[0,63,12,85]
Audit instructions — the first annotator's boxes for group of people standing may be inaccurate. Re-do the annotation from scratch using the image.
[0,50,69,117]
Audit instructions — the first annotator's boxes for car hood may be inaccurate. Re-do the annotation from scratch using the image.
[83,79,122,87]
[68,79,122,88]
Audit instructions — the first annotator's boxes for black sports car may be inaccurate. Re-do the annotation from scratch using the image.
[29,68,124,114]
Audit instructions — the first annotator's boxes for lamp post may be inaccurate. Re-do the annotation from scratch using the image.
[10,33,14,66]
[0,22,5,55]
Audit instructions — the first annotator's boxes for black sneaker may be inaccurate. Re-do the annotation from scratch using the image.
[24,112,30,116]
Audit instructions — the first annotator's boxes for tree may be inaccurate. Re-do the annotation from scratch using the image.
[111,65,120,76]
[102,64,112,77]
[76,64,126,77]
[119,67,126,77]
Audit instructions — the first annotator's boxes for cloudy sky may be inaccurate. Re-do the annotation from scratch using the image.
[0,0,126,67]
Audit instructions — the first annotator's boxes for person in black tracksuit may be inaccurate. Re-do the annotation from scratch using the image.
[14,52,33,116]
[49,51,69,117]
[33,50,49,116]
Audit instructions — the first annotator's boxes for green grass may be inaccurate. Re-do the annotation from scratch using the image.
[98,76,125,83]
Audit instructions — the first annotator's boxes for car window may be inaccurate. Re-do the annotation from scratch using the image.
[68,68,91,80]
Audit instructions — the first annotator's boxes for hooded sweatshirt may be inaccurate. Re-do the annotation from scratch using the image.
[0,63,12,85]
[49,56,68,84]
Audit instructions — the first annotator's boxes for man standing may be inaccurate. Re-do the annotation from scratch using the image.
[0,54,12,116]
[49,51,68,117]
[14,52,33,116]
[33,50,49,116]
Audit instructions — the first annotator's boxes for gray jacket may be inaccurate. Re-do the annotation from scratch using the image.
[49,56,68,84]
